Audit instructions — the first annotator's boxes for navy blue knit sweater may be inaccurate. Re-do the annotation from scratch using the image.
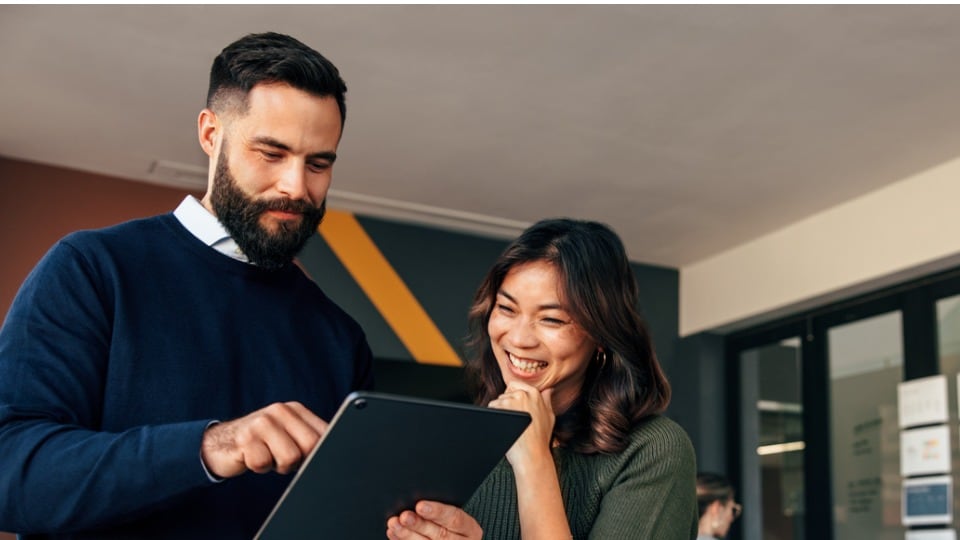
[0,214,374,538]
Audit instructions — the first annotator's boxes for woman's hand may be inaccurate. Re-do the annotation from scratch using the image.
[488,381,555,470]
[386,500,482,539]
[488,382,574,539]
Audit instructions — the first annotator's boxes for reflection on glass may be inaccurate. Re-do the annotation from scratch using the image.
[937,295,960,374]
[934,294,960,534]
[740,337,805,540]
[828,311,903,540]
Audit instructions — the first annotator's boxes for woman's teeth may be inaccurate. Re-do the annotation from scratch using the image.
[509,353,547,373]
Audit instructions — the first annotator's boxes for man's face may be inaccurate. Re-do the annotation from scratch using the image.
[201,83,343,269]
[210,143,326,269]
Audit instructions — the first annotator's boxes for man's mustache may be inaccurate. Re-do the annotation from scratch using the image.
[249,198,322,216]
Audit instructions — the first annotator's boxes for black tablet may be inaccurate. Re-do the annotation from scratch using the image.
[255,391,530,540]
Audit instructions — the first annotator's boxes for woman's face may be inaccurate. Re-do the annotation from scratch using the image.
[714,498,741,537]
[487,260,597,412]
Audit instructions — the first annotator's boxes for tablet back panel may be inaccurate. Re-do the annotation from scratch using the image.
[256,391,530,540]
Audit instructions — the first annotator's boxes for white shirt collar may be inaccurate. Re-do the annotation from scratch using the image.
[173,195,249,263]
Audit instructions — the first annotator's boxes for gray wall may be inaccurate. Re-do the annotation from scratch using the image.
[674,332,727,473]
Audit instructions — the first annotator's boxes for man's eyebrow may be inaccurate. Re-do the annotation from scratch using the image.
[250,136,337,163]
[251,136,291,151]
[309,151,337,163]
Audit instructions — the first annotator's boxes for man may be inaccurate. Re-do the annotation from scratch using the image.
[0,32,373,538]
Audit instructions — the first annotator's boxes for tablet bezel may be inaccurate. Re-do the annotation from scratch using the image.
[255,391,530,539]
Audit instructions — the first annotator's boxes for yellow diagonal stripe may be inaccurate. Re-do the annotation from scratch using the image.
[319,209,462,366]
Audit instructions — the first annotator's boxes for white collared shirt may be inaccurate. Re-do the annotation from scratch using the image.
[172,195,250,263]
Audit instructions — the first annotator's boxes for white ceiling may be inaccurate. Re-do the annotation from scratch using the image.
[3,5,960,268]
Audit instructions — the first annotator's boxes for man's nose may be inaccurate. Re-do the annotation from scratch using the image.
[275,161,308,201]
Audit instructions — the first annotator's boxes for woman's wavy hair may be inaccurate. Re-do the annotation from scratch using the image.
[464,218,671,454]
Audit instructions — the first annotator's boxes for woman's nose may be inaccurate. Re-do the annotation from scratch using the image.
[504,319,538,348]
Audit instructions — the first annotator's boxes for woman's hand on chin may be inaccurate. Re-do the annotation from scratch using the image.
[489,381,556,469]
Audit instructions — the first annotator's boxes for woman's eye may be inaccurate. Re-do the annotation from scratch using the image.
[496,304,515,314]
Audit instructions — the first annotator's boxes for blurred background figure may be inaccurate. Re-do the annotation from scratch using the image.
[697,472,742,540]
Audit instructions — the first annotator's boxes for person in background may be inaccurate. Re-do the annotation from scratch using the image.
[696,472,742,540]
[0,32,373,539]
[386,218,698,540]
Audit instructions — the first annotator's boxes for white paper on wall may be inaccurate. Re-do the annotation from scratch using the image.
[898,375,948,428]
[900,425,952,476]
[906,529,957,540]
[902,475,952,526]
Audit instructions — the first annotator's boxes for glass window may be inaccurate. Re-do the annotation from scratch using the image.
[828,311,904,540]
[935,294,960,533]
[739,337,805,540]
[937,294,960,373]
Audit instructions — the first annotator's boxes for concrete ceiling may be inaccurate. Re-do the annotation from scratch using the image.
[2,5,959,268]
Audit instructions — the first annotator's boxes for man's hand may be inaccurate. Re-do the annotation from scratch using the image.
[386,500,482,539]
[201,401,328,478]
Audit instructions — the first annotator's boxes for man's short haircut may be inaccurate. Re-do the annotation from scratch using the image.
[207,32,347,126]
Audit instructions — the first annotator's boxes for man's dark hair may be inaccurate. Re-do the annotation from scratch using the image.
[207,32,347,126]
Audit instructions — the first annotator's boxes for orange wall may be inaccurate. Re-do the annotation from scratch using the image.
[0,157,201,315]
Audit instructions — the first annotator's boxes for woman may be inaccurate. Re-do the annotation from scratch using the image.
[696,472,741,540]
[386,218,698,540]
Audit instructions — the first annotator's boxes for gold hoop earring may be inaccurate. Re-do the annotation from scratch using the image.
[596,350,607,370]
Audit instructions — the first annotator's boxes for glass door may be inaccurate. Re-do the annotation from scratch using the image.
[737,336,806,540]
[936,294,960,373]
[934,293,960,532]
[726,269,960,540]
[826,311,904,540]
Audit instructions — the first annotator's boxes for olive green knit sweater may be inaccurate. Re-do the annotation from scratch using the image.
[464,415,698,540]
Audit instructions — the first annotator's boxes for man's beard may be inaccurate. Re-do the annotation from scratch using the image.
[210,144,326,270]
